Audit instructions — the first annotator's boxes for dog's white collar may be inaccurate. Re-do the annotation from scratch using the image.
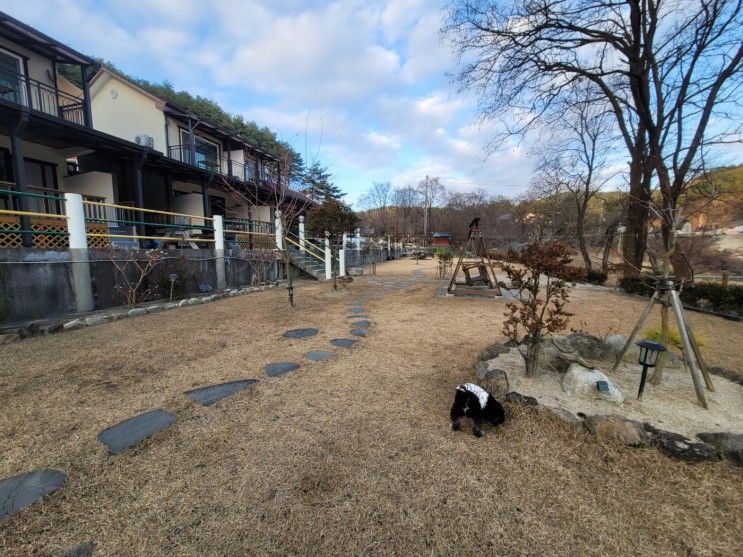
[458,383,489,409]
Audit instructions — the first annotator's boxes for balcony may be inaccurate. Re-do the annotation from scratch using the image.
[167,144,260,184]
[0,68,86,125]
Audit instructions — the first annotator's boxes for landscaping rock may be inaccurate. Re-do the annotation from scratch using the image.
[347,267,363,276]
[83,315,108,327]
[264,362,300,377]
[561,332,613,361]
[62,542,95,557]
[583,414,650,446]
[330,338,356,349]
[305,350,334,362]
[198,283,213,293]
[696,432,743,467]
[145,304,163,313]
[97,409,177,454]
[185,379,258,406]
[606,334,640,362]
[178,300,189,307]
[543,406,582,427]
[351,320,371,328]
[63,318,86,331]
[562,364,624,403]
[478,342,510,362]
[481,368,509,400]
[0,469,67,520]
[164,302,179,310]
[644,424,720,462]
[283,328,319,339]
[127,308,147,317]
[506,391,538,406]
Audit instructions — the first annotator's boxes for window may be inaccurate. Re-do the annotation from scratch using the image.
[179,129,220,170]
[0,48,26,106]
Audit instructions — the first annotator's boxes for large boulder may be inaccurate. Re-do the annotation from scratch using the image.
[478,342,510,362]
[481,368,509,400]
[537,332,616,373]
[697,432,743,467]
[562,363,624,403]
[583,414,650,446]
[605,334,638,362]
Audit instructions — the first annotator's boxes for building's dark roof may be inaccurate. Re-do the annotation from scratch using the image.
[0,10,94,66]
[432,231,451,238]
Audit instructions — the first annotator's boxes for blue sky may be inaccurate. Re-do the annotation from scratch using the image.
[2,0,534,206]
[2,1,740,208]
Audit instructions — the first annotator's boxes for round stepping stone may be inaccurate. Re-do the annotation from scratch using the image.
[264,362,300,377]
[330,338,356,348]
[0,469,67,520]
[350,329,368,337]
[185,379,258,406]
[350,320,371,328]
[97,409,177,454]
[347,315,369,320]
[283,328,319,339]
[305,350,334,362]
[348,307,366,314]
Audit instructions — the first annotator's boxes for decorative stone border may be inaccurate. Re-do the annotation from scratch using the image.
[0,283,282,343]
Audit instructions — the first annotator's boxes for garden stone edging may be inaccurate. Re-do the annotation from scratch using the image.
[0,284,282,342]
[498,389,732,464]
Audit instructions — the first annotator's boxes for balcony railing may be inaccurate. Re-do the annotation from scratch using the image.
[0,68,86,125]
[167,144,261,184]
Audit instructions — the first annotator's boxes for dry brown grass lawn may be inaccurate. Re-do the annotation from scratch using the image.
[1,258,741,556]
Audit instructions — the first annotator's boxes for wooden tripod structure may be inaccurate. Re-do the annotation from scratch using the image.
[447,217,502,296]
[611,278,714,408]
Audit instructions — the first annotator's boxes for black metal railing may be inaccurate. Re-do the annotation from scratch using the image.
[167,144,264,185]
[0,68,86,125]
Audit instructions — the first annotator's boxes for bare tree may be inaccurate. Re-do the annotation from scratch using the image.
[533,90,618,271]
[417,175,446,243]
[444,0,743,275]
[358,181,392,234]
[391,185,421,237]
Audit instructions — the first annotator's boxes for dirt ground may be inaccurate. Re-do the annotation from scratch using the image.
[1,257,741,556]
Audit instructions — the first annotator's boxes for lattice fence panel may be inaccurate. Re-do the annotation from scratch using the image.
[0,217,112,249]
[0,219,23,248]
[31,222,69,249]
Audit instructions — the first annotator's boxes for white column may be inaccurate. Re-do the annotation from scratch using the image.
[299,215,306,252]
[213,215,226,290]
[340,232,347,277]
[356,227,361,252]
[274,210,283,250]
[324,232,332,280]
[64,193,94,313]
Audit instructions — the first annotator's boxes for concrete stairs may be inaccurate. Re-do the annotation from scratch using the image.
[286,246,325,280]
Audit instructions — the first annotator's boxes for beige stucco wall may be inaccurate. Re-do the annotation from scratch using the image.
[62,171,114,203]
[172,192,205,230]
[91,73,167,152]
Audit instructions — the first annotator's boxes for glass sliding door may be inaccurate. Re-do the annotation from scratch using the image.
[0,49,26,107]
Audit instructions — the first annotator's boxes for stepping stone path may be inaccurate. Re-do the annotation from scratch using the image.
[350,329,368,337]
[305,350,334,361]
[0,469,67,520]
[350,320,371,328]
[330,338,356,348]
[348,307,366,314]
[97,409,177,454]
[185,379,258,406]
[347,315,369,320]
[264,362,300,377]
[283,328,319,339]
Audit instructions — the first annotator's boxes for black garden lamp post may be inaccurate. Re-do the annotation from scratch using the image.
[635,340,667,399]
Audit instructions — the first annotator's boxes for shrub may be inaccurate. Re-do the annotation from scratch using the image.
[618,277,743,316]
[642,325,707,353]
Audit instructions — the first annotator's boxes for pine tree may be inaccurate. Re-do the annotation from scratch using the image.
[303,162,345,202]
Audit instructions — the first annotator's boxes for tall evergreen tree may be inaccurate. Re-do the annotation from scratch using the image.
[303,162,345,202]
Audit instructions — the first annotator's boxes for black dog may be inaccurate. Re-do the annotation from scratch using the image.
[450,383,506,437]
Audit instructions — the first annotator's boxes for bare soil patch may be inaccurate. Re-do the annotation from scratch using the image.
[1,258,741,556]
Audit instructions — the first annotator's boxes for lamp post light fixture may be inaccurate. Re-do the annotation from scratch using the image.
[635,340,667,399]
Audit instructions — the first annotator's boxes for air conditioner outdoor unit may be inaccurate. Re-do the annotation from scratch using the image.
[135,134,154,148]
